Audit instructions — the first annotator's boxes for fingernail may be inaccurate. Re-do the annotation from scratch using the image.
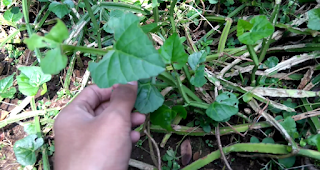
[128,81,137,85]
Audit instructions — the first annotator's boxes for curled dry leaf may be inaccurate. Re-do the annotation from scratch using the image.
[181,139,192,166]
[0,110,9,121]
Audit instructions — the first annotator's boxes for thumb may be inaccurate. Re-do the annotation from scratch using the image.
[99,82,138,122]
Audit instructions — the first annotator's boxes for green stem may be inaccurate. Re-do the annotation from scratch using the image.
[175,71,190,103]
[183,143,320,170]
[31,97,50,170]
[217,18,232,54]
[250,66,258,86]
[61,44,109,55]
[258,0,280,62]
[0,108,61,129]
[150,121,271,136]
[169,0,177,33]
[33,3,49,25]
[188,101,209,109]
[160,115,182,147]
[153,6,159,23]
[99,2,147,14]
[182,85,202,102]
[22,0,42,62]
[84,0,102,49]
[247,45,259,66]
[301,98,320,133]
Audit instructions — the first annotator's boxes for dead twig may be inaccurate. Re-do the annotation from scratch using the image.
[225,122,245,137]
[192,0,205,32]
[215,125,233,170]
[144,128,161,170]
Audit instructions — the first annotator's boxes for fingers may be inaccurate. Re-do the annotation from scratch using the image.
[131,112,146,127]
[100,82,138,122]
[72,85,113,113]
[130,131,141,143]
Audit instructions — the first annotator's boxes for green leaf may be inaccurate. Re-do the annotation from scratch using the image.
[17,66,51,96]
[250,136,260,143]
[13,135,44,166]
[209,0,219,4]
[261,137,275,144]
[278,156,296,168]
[172,105,187,119]
[236,19,253,37]
[306,134,320,151]
[103,10,125,34]
[159,33,188,69]
[24,34,57,50]
[23,123,36,135]
[63,0,75,8]
[3,0,12,6]
[49,1,70,18]
[280,117,298,139]
[3,7,23,22]
[190,65,207,87]
[135,81,164,114]
[307,8,320,30]
[243,92,253,102]
[0,74,16,98]
[188,50,206,71]
[44,20,69,43]
[206,92,239,122]
[150,105,177,131]
[237,15,274,45]
[264,56,279,68]
[40,48,68,75]
[89,13,165,88]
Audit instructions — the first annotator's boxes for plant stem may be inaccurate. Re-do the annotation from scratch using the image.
[61,44,109,55]
[169,0,177,33]
[258,0,280,62]
[84,0,102,49]
[22,0,42,62]
[217,18,232,54]
[182,143,320,170]
[175,71,190,103]
[99,2,147,14]
[153,6,159,23]
[301,98,320,133]
[30,97,50,170]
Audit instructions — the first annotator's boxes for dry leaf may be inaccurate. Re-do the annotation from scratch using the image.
[298,68,314,90]
[181,139,192,166]
[0,110,9,121]
[193,151,201,161]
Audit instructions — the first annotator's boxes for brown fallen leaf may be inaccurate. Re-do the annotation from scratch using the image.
[0,110,9,121]
[181,139,192,166]
[298,68,314,90]
[193,151,201,161]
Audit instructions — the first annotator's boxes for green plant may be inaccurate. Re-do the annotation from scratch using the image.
[1,0,320,169]
[162,149,180,170]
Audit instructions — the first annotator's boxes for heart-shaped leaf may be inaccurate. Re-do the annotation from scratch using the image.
[17,66,51,96]
[0,74,16,98]
[13,135,44,166]
[264,56,279,68]
[135,80,164,114]
[89,13,165,88]
[190,65,207,87]
[206,92,239,122]
[237,15,274,45]
[188,50,206,71]
[49,1,71,18]
[307,8,320,30]
[159,33,188,69]
[3,7,23,22]
[150,105,177,131]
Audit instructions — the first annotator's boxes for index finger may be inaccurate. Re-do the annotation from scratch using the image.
[99,82,138,120]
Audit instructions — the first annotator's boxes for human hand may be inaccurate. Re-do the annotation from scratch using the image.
[53,82,145,170]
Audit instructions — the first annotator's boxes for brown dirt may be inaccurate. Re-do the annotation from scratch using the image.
[0,124,26,170]
[130,133,262,170]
